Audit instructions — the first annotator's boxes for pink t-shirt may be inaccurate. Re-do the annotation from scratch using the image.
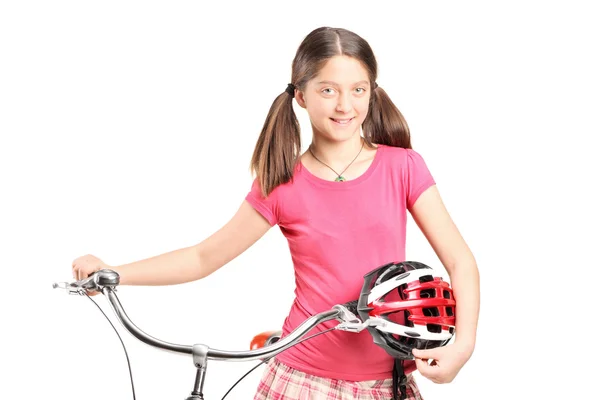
[244,144,436,381]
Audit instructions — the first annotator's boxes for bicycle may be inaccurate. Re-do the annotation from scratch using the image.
[53,269,373,400]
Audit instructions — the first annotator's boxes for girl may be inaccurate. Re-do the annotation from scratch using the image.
[72,27,479,400]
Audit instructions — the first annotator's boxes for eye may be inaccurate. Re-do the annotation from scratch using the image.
[322,88,335,95]
[355,87,366,94]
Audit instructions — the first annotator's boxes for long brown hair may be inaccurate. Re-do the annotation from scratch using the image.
[250,27,412,197]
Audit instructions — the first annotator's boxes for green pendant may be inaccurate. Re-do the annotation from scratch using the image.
[335,176,346,182]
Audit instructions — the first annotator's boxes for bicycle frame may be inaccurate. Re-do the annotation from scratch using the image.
[54,269,371,399]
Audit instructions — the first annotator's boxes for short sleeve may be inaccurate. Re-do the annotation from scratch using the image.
[405,149,436,209]
[244,178,279,226]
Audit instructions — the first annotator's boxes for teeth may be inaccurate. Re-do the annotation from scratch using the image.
[333,118,352,124]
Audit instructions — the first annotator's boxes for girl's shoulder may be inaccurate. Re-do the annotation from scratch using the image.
[377,144,422,163]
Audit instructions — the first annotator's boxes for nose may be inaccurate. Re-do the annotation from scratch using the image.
[335,92,353,114]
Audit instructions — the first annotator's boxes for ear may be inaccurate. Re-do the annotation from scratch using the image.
[295,90,307,109]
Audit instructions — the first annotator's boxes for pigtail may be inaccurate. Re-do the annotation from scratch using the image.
[363,86,412,149]
[250,91,301,198]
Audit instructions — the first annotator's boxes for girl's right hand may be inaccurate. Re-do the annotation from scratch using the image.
[72,254,112,296]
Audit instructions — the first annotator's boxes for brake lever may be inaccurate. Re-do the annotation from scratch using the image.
[53,269,120,295]
[52,281,86,295]
[332,304,385,333]
[333,304,368,333]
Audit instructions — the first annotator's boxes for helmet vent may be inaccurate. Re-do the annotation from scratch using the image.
[420,289,436,298]
[446,306,454,316]
[423,307,439,317]
[419,275,434,283]
[427,324,442,333]
[405,310,414,327]
[443,290,451,299]
[398,283,408,299]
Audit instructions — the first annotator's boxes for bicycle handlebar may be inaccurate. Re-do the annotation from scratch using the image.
[53,269,371,365]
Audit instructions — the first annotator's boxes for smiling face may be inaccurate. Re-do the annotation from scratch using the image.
[296,55,373,143]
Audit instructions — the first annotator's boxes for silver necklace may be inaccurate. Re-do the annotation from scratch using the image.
[308,140,364,182]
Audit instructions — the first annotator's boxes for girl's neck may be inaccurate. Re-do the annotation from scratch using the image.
[309,135,365,167]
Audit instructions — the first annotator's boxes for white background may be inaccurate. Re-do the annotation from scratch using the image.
[2,1,599,399]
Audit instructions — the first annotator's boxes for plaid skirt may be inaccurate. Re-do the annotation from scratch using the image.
[253,357,423,400]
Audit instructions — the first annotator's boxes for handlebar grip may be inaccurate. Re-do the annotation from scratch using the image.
[342,300,358,315]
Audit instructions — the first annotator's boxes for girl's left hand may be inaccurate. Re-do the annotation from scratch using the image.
[412,343,473,384]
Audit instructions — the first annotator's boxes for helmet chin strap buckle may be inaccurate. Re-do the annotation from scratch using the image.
[333,305,385,333]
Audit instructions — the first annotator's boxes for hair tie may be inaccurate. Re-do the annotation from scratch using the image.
[373,82,379,90]
[285,83,295,96]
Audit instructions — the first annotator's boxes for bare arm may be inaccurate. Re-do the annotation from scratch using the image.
[409,185,480,356]
[110,200,272,285]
